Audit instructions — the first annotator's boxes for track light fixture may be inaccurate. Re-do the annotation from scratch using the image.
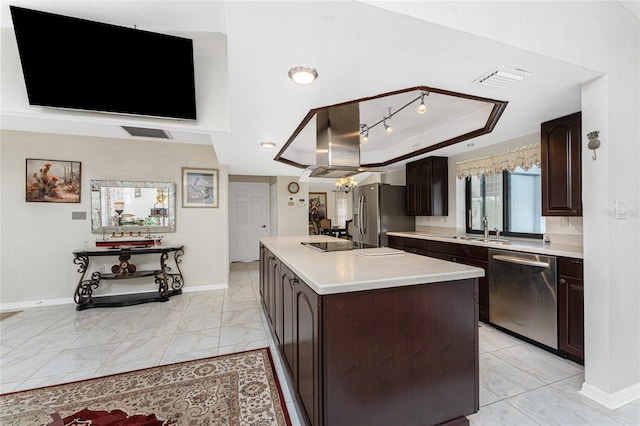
[360,124,369,143]
[360,92,429,142]
[418,91,429,114]
[384,107,394,134]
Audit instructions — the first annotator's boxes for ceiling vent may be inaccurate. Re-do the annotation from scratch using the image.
[121,126,173,139]
[475,67,530,88]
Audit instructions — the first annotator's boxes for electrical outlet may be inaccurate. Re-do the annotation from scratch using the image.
[560,217,569,227]
[72,211,87,220]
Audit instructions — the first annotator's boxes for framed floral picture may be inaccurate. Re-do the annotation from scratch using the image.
[26,158,81,203]
[182,167,219,208]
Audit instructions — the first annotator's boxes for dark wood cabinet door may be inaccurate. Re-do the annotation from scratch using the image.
[294,279,322,426]
[281,265,296,371]
[406,156,448,216]
[266,255,279,329]
[427,250,489,323]
[274,261,284,347]
[259,245,267,302]
[406,161,419,215]
[387,235,406,250]
[418,158,433,215]
[541,111,582,216]
[558,257,584,364]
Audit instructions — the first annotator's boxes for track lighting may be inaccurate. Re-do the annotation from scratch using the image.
[360,124,369,143]
[361,92,430,141]
[384,107,394,134]
[418,91,428,114]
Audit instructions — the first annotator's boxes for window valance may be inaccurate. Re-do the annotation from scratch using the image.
[455,143,541,179]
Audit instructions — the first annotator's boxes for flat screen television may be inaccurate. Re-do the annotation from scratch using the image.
[10,6,197,120]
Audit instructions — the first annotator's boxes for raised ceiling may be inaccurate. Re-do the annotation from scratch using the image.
[0,1,603,179]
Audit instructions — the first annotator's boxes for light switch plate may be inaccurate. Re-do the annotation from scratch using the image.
[615,200,628,219]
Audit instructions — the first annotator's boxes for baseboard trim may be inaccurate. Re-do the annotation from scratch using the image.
[580,381,640,409]
[0,284,229,312]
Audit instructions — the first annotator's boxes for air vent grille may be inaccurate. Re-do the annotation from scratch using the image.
[475,68,530,88]
[121,126,172,139]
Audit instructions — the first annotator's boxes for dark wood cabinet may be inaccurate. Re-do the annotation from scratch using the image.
[541,111,582,216]
[387,235,406,250]
[405,237,428,255]
[260,243,479,426]
[558,257,584,364]
[294,275,322,426]
[427,240,489,323]
[406,156,448,216]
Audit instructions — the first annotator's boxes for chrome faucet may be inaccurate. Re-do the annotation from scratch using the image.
[494,227,501,240]
[481,216,489,239]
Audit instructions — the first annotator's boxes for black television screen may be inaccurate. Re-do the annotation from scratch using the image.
[10,6,197,120]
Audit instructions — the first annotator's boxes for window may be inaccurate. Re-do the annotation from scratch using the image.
[466,165,544,238]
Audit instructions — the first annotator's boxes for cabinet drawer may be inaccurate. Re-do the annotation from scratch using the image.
[388,235,406,249]
[405,238,427,255]
[559,257,583,279]
[428,240,488,261]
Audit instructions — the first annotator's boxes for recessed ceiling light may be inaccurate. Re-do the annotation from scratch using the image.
[288,66,318,85]
[260,141,276,149]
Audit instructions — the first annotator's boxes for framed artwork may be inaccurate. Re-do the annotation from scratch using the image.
[26,158,81,203]
[309,192,327,223]
[182,167,218,208]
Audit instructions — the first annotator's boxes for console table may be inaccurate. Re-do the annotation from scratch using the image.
[72,245,184,311]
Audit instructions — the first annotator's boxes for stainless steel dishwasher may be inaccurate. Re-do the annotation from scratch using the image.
[489,249,558,349]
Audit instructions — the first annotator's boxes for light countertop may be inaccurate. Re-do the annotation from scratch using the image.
[387,231,583,259]
[260,235,485,295]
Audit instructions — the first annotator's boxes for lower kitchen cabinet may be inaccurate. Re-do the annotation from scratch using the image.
[260,243,479,426]
[427,240,489,323]
[558,257,584,364]
[387,235,406,250]
[261,246,322,426]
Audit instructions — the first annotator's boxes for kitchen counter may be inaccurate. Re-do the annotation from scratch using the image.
[387,231,583,259]
[260,235,485,295]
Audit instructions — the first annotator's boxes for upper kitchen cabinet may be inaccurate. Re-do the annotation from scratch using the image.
[406,156,448,216]
[541,112,582,216]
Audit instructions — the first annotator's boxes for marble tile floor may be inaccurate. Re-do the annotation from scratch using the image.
[1,261,638,425]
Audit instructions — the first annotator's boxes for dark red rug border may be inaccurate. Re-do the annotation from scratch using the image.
[264,346,292,426]
[1,346,292,424]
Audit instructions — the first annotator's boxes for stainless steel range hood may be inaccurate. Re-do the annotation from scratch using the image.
[309,103,362,178]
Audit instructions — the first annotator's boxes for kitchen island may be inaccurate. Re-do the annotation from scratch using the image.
[260,235,485,426]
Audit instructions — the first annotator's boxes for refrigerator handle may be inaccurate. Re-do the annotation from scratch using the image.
[357,195,364,234]
[361,195,367,235]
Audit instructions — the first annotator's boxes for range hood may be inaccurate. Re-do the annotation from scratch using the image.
[309,103,362,178]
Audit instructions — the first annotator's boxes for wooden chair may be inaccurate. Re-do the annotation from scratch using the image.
[319,218,332,234]
[345,219,354,240]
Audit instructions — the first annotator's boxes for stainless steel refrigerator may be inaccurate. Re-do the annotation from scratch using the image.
[352,183,415,247]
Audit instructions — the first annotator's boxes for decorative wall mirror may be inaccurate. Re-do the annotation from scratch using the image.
[91,180,176,234]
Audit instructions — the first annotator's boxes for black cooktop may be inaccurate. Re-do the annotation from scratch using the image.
[301,241,377,252]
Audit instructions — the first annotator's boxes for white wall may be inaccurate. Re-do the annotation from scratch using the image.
[276,176,308,236]
[374,1,639,407]
[0,130,229,307]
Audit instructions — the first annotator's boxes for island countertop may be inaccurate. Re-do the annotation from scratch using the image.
[260,235,484,295]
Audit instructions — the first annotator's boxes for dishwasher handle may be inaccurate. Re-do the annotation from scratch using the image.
[492,254,550,268]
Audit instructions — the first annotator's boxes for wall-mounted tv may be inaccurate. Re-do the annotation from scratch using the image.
[10,6,197,120]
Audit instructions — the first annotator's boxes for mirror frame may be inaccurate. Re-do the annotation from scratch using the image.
[91,180,176,234]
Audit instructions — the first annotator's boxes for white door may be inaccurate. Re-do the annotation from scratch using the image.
[229,182,269,262]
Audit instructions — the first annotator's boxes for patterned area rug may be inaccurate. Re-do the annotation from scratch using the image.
[0,348,290,425]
